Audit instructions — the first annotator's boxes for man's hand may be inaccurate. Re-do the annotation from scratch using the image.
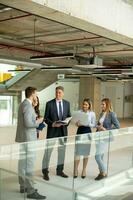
[52,122,62,127]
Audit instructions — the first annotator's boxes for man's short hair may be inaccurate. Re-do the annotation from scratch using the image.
[55,86,64,91]
[25,86,37,98]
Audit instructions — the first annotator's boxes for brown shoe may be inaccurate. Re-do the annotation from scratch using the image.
[95,173,107,181]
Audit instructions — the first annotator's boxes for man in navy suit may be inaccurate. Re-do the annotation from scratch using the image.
[42,86,71,180]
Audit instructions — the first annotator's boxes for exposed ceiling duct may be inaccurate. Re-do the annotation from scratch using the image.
[0,1,132,87]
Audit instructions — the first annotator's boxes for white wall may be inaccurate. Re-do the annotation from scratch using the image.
[124,82,133,118]
[0,96,13,125]
[101,81,133,118]
[101,81,124,118]
[38,80,79,115]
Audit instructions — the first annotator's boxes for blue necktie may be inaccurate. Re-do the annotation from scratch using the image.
[59,101,63,120]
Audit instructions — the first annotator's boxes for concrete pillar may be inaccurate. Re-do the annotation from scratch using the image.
[79,77,101,117]
[12,92,22,124]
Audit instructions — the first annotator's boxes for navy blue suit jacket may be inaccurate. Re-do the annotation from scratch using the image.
[44,99,71,139]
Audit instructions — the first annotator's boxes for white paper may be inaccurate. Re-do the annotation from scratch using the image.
[72,111,89,126]
[56,117,72,125]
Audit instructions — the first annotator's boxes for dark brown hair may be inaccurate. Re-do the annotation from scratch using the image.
[25,86,37,98]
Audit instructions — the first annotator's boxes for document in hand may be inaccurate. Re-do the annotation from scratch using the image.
[56,117,72,125]
[72,111,89,126]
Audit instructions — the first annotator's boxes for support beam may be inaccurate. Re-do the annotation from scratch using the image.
[0,0,133,47]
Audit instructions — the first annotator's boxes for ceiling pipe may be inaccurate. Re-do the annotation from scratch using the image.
[29,36,102,46]
[80,49,133,54]
[0,43,133,59]
[18,29,82,40]
[0,43,49,54]
[0,13,32,22]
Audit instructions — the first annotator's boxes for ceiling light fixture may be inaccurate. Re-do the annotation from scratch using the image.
[41,66,81,72]
[30,53,74,60]
[0,7,12,13]
[74,64,105,69]
[122,72,133,75]
[0,58,43,68]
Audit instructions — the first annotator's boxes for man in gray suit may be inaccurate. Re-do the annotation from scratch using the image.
[16,87,46,199]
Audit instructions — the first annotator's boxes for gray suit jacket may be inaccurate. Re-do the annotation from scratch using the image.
[15,99,39,142]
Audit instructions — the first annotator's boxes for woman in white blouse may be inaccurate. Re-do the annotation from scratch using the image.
[74,98,96,178]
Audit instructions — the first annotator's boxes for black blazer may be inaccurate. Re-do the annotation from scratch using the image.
[44,99,71,139]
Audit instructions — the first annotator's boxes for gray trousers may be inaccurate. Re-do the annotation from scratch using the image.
[42,138,67,173]
[18,142,36,194]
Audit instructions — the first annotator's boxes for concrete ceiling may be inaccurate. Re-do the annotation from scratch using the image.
[0,0,133,91]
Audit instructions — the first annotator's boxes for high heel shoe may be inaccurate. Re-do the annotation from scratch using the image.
[81,175,86,179]
[81,171,86,179]
[73,170,78,178]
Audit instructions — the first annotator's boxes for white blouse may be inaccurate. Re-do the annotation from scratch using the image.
[78,110,96,128]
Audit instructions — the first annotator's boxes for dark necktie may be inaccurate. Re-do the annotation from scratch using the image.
[58,101,63,120]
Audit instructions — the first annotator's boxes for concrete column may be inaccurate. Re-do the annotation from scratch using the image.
[12,92,22,125]
[79,77,101,117]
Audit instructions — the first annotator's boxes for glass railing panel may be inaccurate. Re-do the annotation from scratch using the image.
[74,127,133,200]
[73,130,110,196]
[0,168,25,200]
[35,135,75,190]
[0,168,75,200]
[108,127,133,176]
[0,127,133,200]
[0,136,75,192]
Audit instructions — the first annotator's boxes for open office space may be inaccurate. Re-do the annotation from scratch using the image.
[0,1,133,199]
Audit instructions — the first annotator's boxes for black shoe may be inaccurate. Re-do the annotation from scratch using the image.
[20,188,27,193]
[43,172,49,181]
[27,191,46,199]
[57,172,68,178]
[81,171,86,179]
[95,173,107,181]
[81,176,86,179]
[73,175,78,178]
